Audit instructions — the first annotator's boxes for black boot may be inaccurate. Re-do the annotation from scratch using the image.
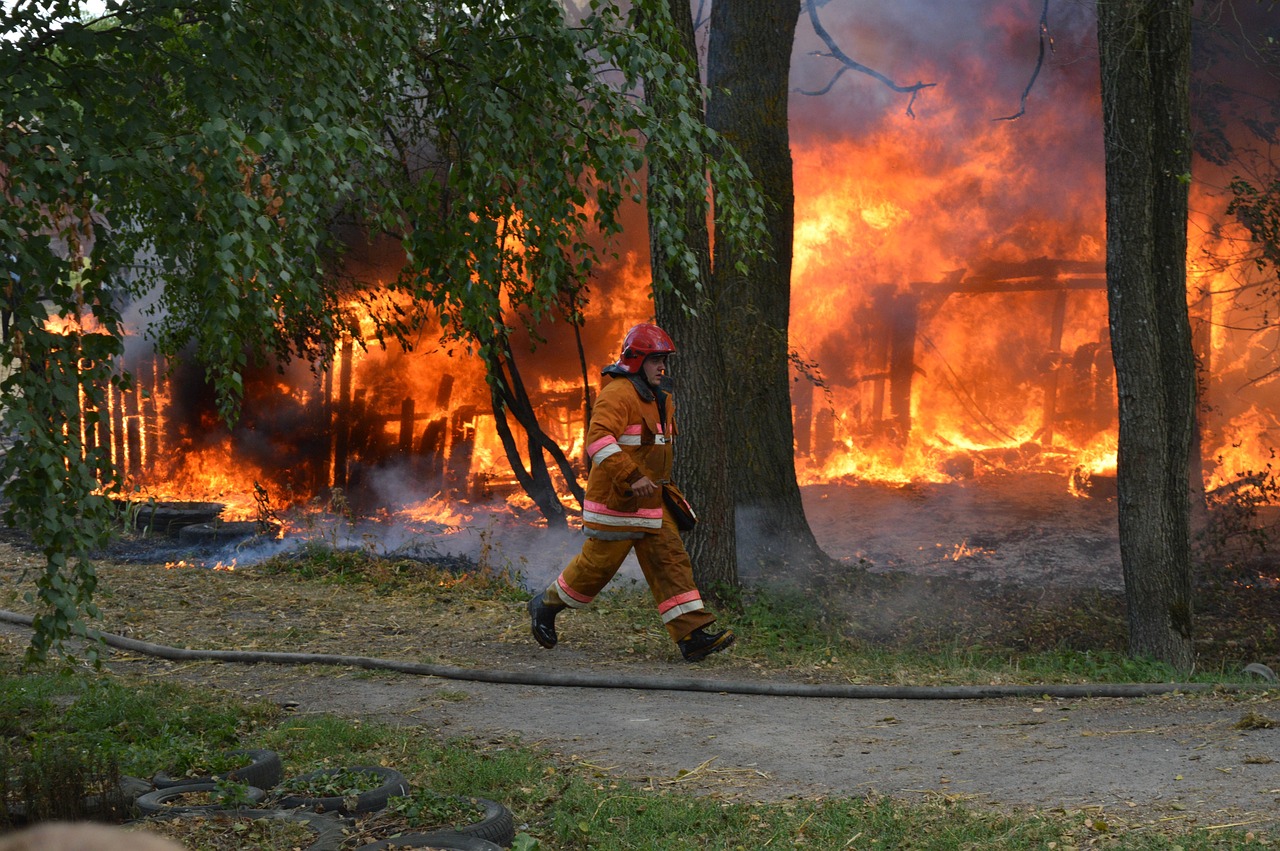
[678,626,736,662]
[528,595,564,649]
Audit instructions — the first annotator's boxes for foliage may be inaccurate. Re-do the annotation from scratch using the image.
[275,766,387,798]
[0,0,407,661]
[1228,177,1280,309]
[1197,456,1280,572]
[0,0,764,660]
[379,0,767,350]
[158,751,263,785]
[133,813,317,850]
[384,789,485,830]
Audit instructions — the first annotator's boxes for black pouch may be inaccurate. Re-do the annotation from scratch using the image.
[662,483,698,532]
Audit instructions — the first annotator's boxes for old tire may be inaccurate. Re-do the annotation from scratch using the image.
[275,766,410,814]
[153,748,284,790]
[353,831,503,851]
[133,781,266,816]
[445,797,514,847]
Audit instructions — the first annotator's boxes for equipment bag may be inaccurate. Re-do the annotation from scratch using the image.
[662,483,698,532]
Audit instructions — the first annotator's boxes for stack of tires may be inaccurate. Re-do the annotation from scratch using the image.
[132,749,516,850]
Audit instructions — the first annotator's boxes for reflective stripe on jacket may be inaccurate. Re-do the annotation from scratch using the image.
[580,372,675,537]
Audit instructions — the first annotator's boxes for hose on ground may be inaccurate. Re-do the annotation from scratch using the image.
[0,609,1269,700]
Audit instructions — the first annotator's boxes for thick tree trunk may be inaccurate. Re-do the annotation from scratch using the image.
[1097,0,1196,671]
[706,0,826,569]
[643,0,739,593]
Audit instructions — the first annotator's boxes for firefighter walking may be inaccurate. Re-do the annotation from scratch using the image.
[527,323,736,662]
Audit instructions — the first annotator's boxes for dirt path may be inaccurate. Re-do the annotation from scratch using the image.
[166,657,1280,825]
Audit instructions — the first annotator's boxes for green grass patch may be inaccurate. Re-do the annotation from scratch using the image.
[0,669,277,778]
[258,714,390,772]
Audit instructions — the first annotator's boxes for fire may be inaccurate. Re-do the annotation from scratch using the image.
[1074,436,1118,476]
[164,559,236,571]
[76,4,1278,533]
[790,127,1114,486]
[860,200,911,231]
[1206,405,1280,493]
[950,539,995,561]
[43,314,98,335]
[782,3,1276,499]
[399,495,474,528]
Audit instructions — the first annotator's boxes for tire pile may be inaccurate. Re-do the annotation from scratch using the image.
[132,749,515,850]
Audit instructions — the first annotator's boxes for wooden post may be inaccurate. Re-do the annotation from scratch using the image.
[140,353,159,474]
[869,285,894,430]
[332,339,353,490]
[399,397,415,454]
[321,359,334,489]
[123,362,141,479]
[435,373,454,408]
[792,378,813,458]
[447,405,477,494]
[888,290,920,444]
[126,418,142,483]
[111,382,126,470]
[1040,289,1070,447]
[81,378,96,457]
[813,407,835,466]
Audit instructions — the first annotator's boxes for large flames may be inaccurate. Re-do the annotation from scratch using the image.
[78,2,1278,531]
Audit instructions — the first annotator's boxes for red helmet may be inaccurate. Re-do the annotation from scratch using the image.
[616,323,675,374]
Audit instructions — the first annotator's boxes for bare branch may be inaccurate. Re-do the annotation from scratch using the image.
[994,0,1053,122]
[692,0,709,32]
[797,0,936,118]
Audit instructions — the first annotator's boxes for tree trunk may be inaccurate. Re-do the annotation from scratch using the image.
[1097,0,1196,671]
[643,0,739,593]
[484,336,579,529]
[706,0,826,569]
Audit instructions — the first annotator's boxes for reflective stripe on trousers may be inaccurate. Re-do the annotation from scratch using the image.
[555,514,715,642]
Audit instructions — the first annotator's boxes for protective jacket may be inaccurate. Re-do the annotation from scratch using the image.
[580,366,675,539]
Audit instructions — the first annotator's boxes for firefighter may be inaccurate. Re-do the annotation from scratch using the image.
[527,322,736,662]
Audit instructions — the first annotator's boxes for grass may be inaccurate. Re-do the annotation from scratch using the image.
[0,671,275,779]
[583,578,1260,686]
[0,657,1270,850]
[255,542,527,601]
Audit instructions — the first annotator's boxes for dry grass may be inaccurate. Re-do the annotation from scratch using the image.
[0,539,703,677]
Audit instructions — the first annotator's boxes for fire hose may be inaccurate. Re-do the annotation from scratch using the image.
[0,609,1273,700]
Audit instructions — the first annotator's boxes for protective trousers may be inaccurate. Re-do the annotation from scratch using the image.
[549,514,716,642]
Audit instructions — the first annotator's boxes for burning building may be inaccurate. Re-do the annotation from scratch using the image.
[92,1,1279,555]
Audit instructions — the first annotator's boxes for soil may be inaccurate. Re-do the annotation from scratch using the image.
[1,473,1278,837]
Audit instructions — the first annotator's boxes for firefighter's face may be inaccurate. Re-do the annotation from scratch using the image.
[642,354,669,387]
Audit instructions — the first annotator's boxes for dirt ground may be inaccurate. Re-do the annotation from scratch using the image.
[1,473,1278,836]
